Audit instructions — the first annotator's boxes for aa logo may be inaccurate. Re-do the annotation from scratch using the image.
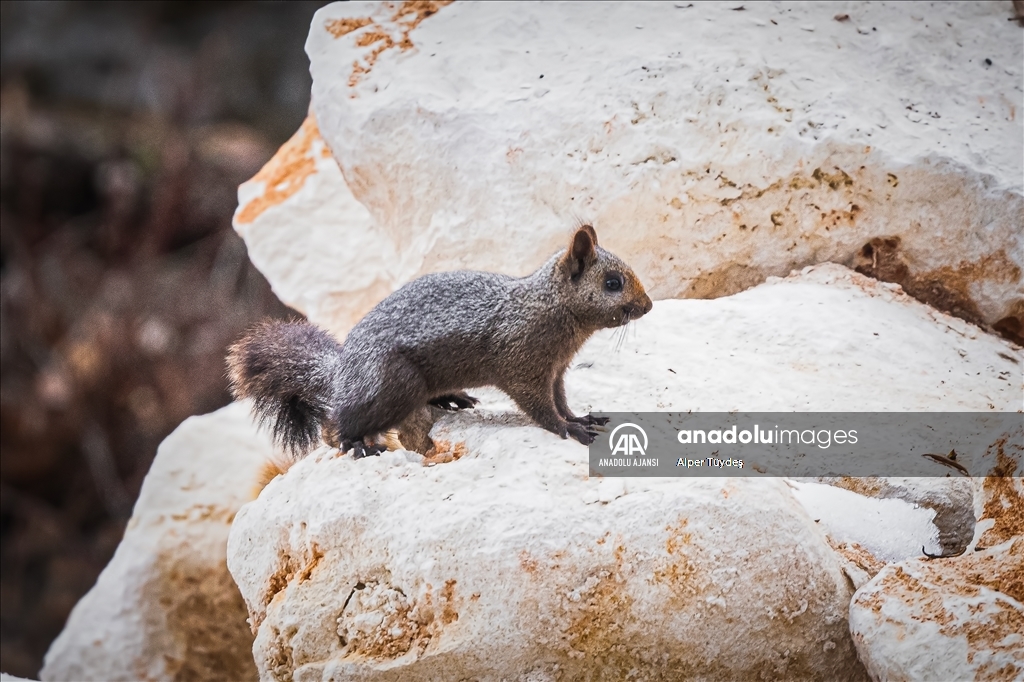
[609,423,648,456]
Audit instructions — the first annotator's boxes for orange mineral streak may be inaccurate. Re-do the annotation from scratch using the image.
[327,1,454,89]
[324,17,373,38]
[235,115,328,225]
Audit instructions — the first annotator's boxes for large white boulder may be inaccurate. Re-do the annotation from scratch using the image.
[234,1,1023,340]
[561,264,1020,415]
[230,452,863,681]
[848,419,1024,682]
[849,537,1024,682]
[41,403,274,682]
[226,266,1021,680]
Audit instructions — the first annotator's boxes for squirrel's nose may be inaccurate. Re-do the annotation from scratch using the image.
[624,296,653,320]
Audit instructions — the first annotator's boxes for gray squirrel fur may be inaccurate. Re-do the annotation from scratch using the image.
[227,225,652,458]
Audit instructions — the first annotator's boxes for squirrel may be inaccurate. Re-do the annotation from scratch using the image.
[227,224,652,464]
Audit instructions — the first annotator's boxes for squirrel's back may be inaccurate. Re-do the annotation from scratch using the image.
[340,268,556,392]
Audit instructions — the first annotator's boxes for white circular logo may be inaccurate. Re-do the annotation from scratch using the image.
[608,422,648,456]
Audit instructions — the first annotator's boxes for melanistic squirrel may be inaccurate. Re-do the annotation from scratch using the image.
[227,225,652,459]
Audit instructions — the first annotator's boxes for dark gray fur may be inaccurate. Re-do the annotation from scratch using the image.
[227,226,652,456]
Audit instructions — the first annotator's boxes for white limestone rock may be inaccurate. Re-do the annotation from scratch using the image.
[563,264,1021,415]
[227,265,1021,680]
[846,418,1023,681]
[808,477,976,558]
[234,1,1023,340]
[41,403,274,682]
[232,116,386,337]
[849,537,1024,682]
[229,451,864,681]
[568,263,1021,590]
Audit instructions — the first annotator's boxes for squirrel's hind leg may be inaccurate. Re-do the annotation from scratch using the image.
[351,440,387,459]
[335,436,388,459]
[329,354,429,455]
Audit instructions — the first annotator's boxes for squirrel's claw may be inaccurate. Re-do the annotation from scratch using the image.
[429,392,480,411]
[568,414,609,427]
[350,441,387,459]
[565,422,598,445]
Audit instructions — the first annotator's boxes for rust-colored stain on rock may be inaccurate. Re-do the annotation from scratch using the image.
[155,549,259,681]
[255,543,324,631]
[563,543,637,670]
[324,17,373,38]
[338,578,459,661]
[855,236,1023,343]
[323,1,453,89]
[422,438,467,465]
[669,153,1020,338]
[855,539,1024,679]
[236,115,330,225]
[652,518,705,604]
[518,550,540,575]
[827,537,885,578]
[979,440,1024,548]
[298,544,323,582]
[440,579,459,625]
[169,503,234,523]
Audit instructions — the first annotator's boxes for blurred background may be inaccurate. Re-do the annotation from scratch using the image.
[0,2,326,676]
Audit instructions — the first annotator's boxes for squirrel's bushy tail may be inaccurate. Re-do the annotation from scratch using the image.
[227,320,343,455]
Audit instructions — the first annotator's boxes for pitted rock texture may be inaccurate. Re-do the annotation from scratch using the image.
[234,1,1022,340]
[840,348,1023,682]
[230,454,865,682]
[40,403,274,682]
[849,538,1024,682]
[971,433,1024,551]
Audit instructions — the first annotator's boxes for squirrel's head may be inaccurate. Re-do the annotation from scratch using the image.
[557,225,653,331]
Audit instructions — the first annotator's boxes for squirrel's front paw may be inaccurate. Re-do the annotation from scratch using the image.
[565,422,598,445]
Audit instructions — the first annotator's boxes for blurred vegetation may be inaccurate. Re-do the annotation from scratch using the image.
[0,1,326,676]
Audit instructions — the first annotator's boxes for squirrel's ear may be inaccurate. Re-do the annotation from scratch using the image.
[561,226,598,279]
[578,224,598,246]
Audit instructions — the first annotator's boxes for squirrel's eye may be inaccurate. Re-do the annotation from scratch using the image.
[604,274,623,292]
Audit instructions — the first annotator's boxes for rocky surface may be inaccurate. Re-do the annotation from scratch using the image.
[226,265,1021,680]
[971,425,1024,552]
[849,537,1024,682]
[560,264,1020,415]
[233,115,380,336]
[814,477,976,557]
[235,1,1023,341]
[230,444,864,681]
[849,421,1024,682]
[40,403,274,682]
